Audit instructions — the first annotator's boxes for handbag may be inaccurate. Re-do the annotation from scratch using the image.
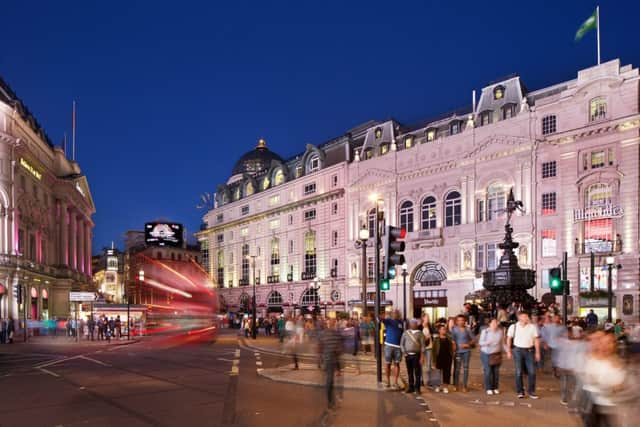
[488,352,502,366]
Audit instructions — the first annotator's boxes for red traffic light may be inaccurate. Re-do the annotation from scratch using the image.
[399,228,407,239]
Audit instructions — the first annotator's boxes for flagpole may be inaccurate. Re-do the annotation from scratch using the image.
[596,5,601,65]
[72,100,76,161]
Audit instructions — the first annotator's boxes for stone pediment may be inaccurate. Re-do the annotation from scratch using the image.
[462,134,532,161]
[349,167,396,188]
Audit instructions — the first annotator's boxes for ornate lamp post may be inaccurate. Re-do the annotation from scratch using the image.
[604,256,621,323]
[246,254,259,339]
[401,263,408,323]
[355,225,370,318]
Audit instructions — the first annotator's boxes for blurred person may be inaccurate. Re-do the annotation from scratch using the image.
[400,319,425,394]
[382,310,404,389]
[446,317,455,333]
[0,317,6,344]
[97,317,105,340]
[432,324,454,393]
[506,311,541,399]
[87,316,95,341]
[319,318,343,409]
[544,314,566,378]
[115,315,122,339]
[452,315,475,392]
[571,320,585,340]
[586,310,598,331]
[277,315,285,343]
[359,315,374,354]
[421,314,434,388]
[581,332,628,426]
[479,318,503,395]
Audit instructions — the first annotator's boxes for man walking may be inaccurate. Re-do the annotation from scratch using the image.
[319,319,343,409]
[585,309,598,330]
[382,310,404,389]
[506,311,541,399]
[400,319,425,394]
[452,314,475,392]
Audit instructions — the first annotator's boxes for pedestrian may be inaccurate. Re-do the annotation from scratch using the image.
[506,311,541,399]
[544,314,565,378]
[87,316,96,341]
[115,315,122,339]
[432,324,454,393]
[585,309,598,330]
[0,317,6,344]
[421,314,434,388]
[400,319,425,394]
[97,317,105,340]
[277,315,285,343]
[7,317,15,343]
[452,314,475,392]
[319,318,343,409]
[479,318,504,395]
[381,310,404,389]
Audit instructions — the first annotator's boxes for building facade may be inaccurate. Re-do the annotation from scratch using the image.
[201,59,640,323]
[0,78,96,322]
[92,246,125,303]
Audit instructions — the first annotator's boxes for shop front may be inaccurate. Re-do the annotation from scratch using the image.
[413,290,448,322]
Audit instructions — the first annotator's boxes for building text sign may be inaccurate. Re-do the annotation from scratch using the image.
[573,204,624,222]
[69,291,98,302]
[20,158,42,180]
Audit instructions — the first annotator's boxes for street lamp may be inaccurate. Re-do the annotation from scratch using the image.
[134,268,143,340]
[370,195,384,385]
[246,254,259,339]
[309,278,322,317]
[401,263,408,324]
[355,225,370,318]
[605,256,616,323]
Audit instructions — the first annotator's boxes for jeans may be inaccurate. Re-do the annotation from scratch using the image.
[453,351,471,388]
[560,371,574,403]
[513,347,536,394]
[423,349,433,386]
[480,352,500,391]
[405,354,422,392]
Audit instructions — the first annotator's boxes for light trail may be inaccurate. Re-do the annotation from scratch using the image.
[144,278,193,298]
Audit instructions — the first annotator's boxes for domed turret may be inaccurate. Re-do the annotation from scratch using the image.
[231,138,283,177]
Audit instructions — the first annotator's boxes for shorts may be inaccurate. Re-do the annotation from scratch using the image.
[384,345,402,364]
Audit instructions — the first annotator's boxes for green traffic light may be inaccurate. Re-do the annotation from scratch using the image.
[380,279,390,291]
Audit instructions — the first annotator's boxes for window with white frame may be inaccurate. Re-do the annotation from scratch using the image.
[304,231,316,276]
[307,155,320,173]
[240,227,249,237]
[269,219,280,230]
[304,209,316,221]
[421,196,437,230]
[542,115,557,135]
[541,192,557,216]
[217,233,224,243]
[241,244,250,283]
[270,238,280,276]
[486,243,499,270]
[476,244,485,272]
[444,191,462,227]
[332,230,338,247]
[542,161,557,178]
[241,205,249,215]
[589,97,607,121]
[487,184,506,221]
[216,214,223,223]
[304,182,316,195]
[399,201,414,232]
[542,229,556,257]
[368,209,376,236]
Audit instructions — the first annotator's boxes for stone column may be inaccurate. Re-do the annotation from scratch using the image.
[77,217,84,273]
[69,208,77,270]
[59,201,68,266]
[85,222,92,276]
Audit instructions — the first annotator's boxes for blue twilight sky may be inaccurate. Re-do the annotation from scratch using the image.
[1,0,638,254]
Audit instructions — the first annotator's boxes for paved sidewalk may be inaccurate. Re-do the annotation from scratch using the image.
[1,334,141,350]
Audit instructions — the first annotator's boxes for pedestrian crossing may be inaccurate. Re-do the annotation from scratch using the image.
[0,352,64,375]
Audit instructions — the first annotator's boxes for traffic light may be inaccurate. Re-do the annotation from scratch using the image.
[549,267,562,295]
[383,226,406,280]
[380,278,390,291]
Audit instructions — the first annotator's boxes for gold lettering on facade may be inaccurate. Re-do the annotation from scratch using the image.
[20,158,42,180]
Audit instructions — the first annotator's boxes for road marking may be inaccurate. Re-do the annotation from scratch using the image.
[234,349,240,358]
[79,356,111,367]
[255,361,262,366]
[217,358,235,362]
[34,357,70,369]
[230,366,239,375]
[38,368,60,378]
[420,403,428,406]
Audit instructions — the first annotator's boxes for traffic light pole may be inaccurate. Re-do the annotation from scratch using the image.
[373,204,382,385]
[562,251,568,326]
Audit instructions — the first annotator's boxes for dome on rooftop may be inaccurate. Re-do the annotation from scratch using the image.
[231,138,283,177]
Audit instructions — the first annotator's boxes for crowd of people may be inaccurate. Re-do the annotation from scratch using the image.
[236,304,638,424]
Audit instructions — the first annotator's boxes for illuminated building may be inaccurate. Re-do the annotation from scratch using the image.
[201,59,640,322]
[0,77,96,321]
[92,245,125,303]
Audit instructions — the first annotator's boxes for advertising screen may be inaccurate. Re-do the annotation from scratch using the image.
[145,222,184,247]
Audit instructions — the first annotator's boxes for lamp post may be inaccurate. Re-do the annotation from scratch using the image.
[134,268,143,340]
[401,263,408,324]
[355,225,370,318]
[369,194,384,385]
[310,278,321,317]
[606,256,614,323]
[246,254,258,339]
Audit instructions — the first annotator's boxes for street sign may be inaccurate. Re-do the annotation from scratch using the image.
[69,291,98,302]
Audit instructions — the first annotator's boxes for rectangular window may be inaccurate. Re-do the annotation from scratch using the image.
[289,240,294,254]
[269,219,280,230]
[426,130,436,142]
[332,230,338,247]
[476,199,485,222]
[542,161,557,178]
[304,183,316,195]
[216,234,224,243]
[542,115,557,135]
[486,243,498,271]
[331,175,338,188]
[542,229,557,257]
[450,122,460,135]
[541,192,557,216]
[591,151,605,169]
[269,195,280,206]
[481,112,492,126]
[367,257,374,282]
[476,244,484,272]
[331,202,338,215]
[240,227,249,237]
[304,209,316,221]
[608,147,615,166]
[241,205,250,215]
[288,214,293,225]
[216,214,223,223]
[589,98,607,121]
[542,269,550,289]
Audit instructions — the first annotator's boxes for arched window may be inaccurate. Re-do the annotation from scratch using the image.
[421,196,437,230]
[262,176,270,190]
[267,291,283,306]
[444,191,462,227]
[245,181,254,196]
[350,262,358,278]
[306,154,320,173]
[399,201,414,232]
[300,288,320,305]
[239,293,250,311]
[234,186,241,201]
[304,231,316,276]
[426,129,437,142]
[493,85,505,100]
[274,169,285,186]
[487,184,506,221]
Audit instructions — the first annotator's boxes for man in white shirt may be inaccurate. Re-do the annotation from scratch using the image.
[506,311,541,399]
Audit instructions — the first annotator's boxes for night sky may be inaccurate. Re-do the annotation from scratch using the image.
[1,0,638,254]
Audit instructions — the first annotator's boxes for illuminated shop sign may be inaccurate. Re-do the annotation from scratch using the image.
[20,158,42,180]
[572,204,624,222]
[145,222,184,247]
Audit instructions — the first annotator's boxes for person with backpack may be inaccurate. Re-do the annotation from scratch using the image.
[400,319,426,395]
[479,318,504,395]
[451,315,475,392]
[506,311,541,399]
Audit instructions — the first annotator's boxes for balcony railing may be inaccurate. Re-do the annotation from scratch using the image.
[575,239,622,255]
[239,278,249,286]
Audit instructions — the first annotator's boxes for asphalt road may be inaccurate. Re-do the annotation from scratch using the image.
[0,330,433,427]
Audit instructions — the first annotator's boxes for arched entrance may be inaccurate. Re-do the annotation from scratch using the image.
[239,293,250,313]
[300,288,320,315]
[412,261,448,321]
[267,291,283,313]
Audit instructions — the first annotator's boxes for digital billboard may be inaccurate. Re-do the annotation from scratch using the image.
[145,222,184,247]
